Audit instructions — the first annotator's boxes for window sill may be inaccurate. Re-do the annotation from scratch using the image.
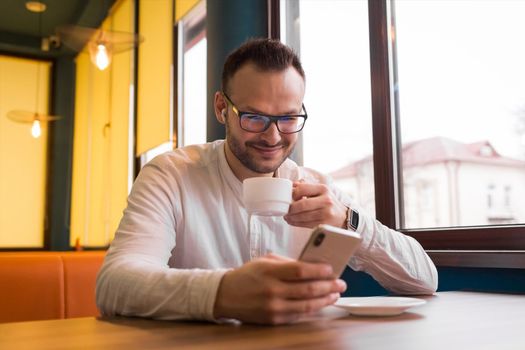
[427,250,525,269]
[404,226,525,250]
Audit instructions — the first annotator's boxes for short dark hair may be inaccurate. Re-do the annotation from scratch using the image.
[221,38,305,94]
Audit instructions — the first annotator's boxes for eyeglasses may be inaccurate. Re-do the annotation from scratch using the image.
[222,92,307,134]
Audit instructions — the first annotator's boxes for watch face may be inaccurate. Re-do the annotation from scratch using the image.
[349,210,359,231]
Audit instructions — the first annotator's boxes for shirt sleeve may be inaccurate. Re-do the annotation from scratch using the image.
[348,211,438,295]
[95,156,227,321]
[322,173,438,295]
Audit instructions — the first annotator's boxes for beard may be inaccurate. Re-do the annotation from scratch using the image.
[225,122,295,174]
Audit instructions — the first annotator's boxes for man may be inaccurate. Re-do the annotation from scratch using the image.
[96,38,437,325]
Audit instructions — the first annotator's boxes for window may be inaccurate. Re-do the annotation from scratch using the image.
[280,0,375,216]
[280,0,525,256]
[177,1,207,147]
[393,0,525,229]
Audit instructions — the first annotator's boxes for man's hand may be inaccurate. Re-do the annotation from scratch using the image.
[213,254,347,325]
[284,181,347,229]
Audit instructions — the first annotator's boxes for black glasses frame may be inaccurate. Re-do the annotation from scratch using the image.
[222,92,308,134]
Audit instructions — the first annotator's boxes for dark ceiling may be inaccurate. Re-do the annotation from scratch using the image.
[0,0,116,59]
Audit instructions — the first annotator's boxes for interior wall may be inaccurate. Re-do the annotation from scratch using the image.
[47,56,76,250]
[175,0,200,21]
[70,0,133,247]
[136,0,173,155]
[206,0,268,142]
[342,267,525,296]
[0,56,50,248]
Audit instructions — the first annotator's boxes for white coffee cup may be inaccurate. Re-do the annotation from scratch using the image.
[243,177,293,216]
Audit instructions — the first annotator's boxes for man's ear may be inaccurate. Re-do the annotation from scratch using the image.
[214,91,227,124]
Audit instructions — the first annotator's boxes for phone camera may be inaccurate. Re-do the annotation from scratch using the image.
[313,233,325,247]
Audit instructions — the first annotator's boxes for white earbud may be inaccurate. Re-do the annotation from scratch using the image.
[221,109,226,117]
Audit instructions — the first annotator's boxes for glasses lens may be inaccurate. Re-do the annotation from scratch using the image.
[240,114,269,132]
[240,114,306,133]
[277,116,304,133]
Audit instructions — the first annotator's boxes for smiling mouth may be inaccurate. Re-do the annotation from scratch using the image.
[250,144,283,156]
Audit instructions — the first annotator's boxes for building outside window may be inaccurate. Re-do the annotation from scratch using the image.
[280,0,525,232]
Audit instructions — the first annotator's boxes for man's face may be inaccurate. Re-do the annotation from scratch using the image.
[223,63,305,177]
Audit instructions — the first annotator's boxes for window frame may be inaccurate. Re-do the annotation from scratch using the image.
[273,0,525,267]
[175,0,206,148]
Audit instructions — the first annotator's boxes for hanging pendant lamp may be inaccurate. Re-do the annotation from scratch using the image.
[56,25,143,71]
[7,110,60,138]
[5,1,61,138]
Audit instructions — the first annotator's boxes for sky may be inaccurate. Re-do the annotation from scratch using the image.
[183,39,207,146]
[291,0,525,174]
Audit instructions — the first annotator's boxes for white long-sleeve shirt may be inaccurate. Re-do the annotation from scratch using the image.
[96,140,438,321]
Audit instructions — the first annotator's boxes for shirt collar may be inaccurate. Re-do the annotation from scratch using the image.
[217,140,243,201]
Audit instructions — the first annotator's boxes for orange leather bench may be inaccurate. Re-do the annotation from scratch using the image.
[0,251,106,323]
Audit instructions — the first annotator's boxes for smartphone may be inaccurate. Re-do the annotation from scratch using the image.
[298,224,362,278]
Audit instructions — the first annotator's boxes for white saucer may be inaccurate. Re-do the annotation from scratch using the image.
[334,296,426,316]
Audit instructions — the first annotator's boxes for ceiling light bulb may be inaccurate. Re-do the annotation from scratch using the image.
[31,119,41,138]
[25,1,47,13]
[95,44,110,70]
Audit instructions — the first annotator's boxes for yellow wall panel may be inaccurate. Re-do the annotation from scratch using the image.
[108,0,133,242]
[137,0,173,155]
[70,0,133,247]
[175,0,200,22]
[71,53,110,247]
[70,53,89,247]
[88,62,110,247]
[0,56,50,247]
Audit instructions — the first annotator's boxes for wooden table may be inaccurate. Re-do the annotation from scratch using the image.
[1,291,524,350]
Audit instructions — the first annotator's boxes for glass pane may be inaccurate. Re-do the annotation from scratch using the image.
[182,38,207,146]
[281,0,375,216]
[180,2,207,146]
[393,0,525,228]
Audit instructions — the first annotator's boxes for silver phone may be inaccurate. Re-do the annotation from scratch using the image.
[298,224,362,278]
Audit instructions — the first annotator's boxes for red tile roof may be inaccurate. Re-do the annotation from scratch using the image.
[330,137,525,179]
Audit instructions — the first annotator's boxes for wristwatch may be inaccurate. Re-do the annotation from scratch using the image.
[346,207,359,231]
